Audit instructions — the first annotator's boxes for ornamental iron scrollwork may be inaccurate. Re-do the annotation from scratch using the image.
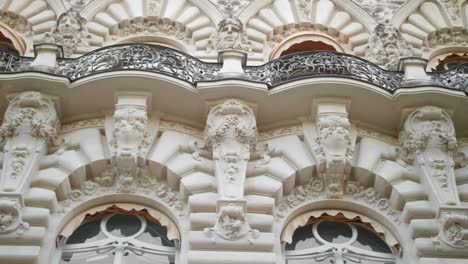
[243,51,404,90]
[55,44,221,83]
[429,63,468,92]
[0,49,32,72]
[1,45,468,92]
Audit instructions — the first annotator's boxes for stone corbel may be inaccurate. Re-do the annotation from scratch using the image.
[311,99,355,198]
[107,92,152,192]
[399,106,459,206]
[204,99,259,242]
[0,91,60,193]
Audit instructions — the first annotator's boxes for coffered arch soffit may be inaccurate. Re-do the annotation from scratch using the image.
[393,0,468,58]
[78,0,221,55]
[0,0,61,54]
[240,0,377,61]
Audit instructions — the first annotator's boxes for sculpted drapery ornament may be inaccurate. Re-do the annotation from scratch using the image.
[399,106,459,205]
[204,99,259,242]
[207,17,253,52]
[312,100,354,199]
[0,91,60,192]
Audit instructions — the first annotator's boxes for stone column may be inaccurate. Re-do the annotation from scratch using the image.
[0,91,60,236]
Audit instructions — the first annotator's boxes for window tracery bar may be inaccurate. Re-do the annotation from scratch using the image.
[0,44,467,92]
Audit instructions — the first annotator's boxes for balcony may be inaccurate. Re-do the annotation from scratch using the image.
[0,43,466,93]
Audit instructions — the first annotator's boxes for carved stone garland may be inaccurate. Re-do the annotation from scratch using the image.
[399,106,459,206]
[58,165,187,216]
[203,99,259,242]
[276,179,400,222]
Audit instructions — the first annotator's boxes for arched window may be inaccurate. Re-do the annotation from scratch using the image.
[284,213,399,264]
[59,205,178,264]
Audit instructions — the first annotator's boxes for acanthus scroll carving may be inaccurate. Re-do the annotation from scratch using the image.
[399,106,459,205]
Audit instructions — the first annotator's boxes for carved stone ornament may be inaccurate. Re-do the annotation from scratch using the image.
[0,11,32,37]
[438,0,463,22]
[110,98,151,193]
[0,92,60,192]
[205,99,257,199]
[0,91,60,145]
[438,213,468,248]
[365,24,413,70]
[207,17,253,52]
[0,198,29,236]
[108,17,193,45]
[424,28,468,50]
[205,99,257,146]
[41,10,93,57]
[58,166,187,216]
[210,0,252,16]
[204,201,259,242]
[399,106,459,205]
[276,178,400,222]
[312,112,354,199]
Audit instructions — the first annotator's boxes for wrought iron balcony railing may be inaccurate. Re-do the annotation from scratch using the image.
[0,43,467,93]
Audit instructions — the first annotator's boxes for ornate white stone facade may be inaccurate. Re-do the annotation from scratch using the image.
[0,1,468,264]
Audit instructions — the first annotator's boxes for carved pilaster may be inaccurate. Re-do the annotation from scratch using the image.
[0,91,60,192]
[204,99,258,242]
[108,93,150,192]
[399,106,459,206]
[312,100,354,199]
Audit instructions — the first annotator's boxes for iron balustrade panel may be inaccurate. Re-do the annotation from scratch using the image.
[55,44,221,83]
[429,63,468,92]
[243,52,404,91]
[0,49,33,72]
[0,45,467,93]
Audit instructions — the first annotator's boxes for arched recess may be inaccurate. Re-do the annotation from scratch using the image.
[0,22,27,54]
[245,131,445,260]
[48,198,183,264]
[278,202,406,262]
[79,0,219,56]
[21,124,216,264]
[240,0,377,62]
[0,1,58,55]
[394,0,468,57]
